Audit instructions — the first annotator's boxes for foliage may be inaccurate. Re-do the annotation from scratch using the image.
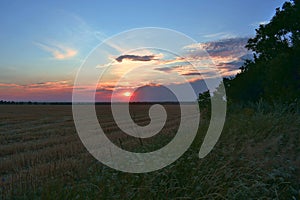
[227,0,300,103]
[198,90,211,109]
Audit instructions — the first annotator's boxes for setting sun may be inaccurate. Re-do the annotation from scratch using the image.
[123,92,131,97]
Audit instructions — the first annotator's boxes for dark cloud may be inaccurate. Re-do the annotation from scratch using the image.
[217,54,253,70]
[217,60,244,70]
[155,65,183,73]
[155,38,251,78]
[95,88,113,102]
[182,72,201,76]
[185,38,253,76]
[130,78,210,102]
[155,67,173,73]
[130,85,177,102]
[204,38,249,58]
[187,38,250,59]
[115,55,156,62]
[96,88,113,93]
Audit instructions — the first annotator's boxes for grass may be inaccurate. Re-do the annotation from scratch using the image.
[0,103,299,199]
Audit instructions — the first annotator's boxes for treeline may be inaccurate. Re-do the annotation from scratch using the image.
[0,101,72,105]
[224,0,300,104]
[199,0,300,105]
[0,101,181,105]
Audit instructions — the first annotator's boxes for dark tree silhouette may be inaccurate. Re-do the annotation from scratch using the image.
[198,90,210,108]
[227,0,300,103]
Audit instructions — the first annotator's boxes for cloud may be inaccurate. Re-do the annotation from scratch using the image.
[155,65,183,73]
[130,77,212,102]
[251,20,269,27]
[115,55,157,63]
[186,38,249,58]
[155,65,204,78]
[27,81,72,89]
[217,60,244,69]
[0,80,73,101]
[0,83,20,87]
[203,32,237,40]
[89,37,252,102]
[155,57,187,65]
[183,37,251,77]
[0,80,72,90]
[259,21,269,25]
[96,88,113,93]
[35,42,78,60]
[182,72,202,76]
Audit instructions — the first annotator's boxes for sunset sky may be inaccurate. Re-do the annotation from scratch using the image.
[0,0,286,102]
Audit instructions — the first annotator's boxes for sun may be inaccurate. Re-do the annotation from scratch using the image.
[123,92,131,97]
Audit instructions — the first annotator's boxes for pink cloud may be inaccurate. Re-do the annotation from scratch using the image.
[0,80,73,101]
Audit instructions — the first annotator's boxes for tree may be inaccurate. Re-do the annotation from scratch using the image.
[198,90,210,108]
[227,0,300,103]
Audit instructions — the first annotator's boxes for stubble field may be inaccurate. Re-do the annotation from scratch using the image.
[0,103,299,199]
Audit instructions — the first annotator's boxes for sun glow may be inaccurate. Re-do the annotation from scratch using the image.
[123,92,131,97]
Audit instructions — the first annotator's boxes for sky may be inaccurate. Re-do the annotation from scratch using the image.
[0,0,287,102]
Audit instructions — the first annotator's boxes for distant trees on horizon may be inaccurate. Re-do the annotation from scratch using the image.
[0,100,72,105]
[0,100,38,105]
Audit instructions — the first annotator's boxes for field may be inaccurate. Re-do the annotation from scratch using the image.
[0,103,299,199]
